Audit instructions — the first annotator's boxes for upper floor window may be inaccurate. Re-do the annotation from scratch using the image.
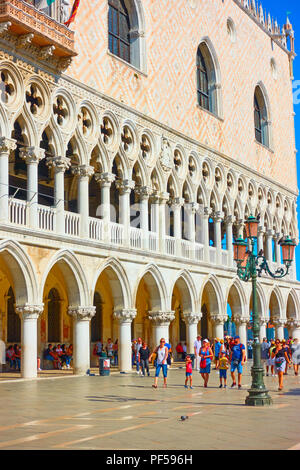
[196,41,221,117]
[254,85,270,147]
[107,0,146,72]
[108,0,131,64]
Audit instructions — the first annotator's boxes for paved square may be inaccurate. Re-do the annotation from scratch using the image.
[0,364,299,450]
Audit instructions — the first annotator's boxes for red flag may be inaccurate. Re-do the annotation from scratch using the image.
[64,0,80,27]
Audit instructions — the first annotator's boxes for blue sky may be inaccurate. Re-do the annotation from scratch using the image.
[250,0,300,278]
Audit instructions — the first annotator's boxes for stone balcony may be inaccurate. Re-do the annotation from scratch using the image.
[0,0,76,61]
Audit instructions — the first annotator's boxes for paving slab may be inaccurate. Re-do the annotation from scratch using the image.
[0,363,299,450]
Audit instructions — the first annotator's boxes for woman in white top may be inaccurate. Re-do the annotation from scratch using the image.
[149,338,168,389]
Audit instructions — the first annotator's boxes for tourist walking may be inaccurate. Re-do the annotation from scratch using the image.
[194,335,202,371]
[135,337,143,374]
[230,335,246,389]
[184,355,193,389]
[266,340,276,376]
[113,339,118,366]
[272,339,291,391]
[291,338,300,376]
[214,338,222,369]
[199,339,213,388]
[139,342,150,376]
[150,338,168,389]
[219,350,229,388]
[282,340,291,375]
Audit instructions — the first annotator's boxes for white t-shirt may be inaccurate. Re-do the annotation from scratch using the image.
[194,340,202,354]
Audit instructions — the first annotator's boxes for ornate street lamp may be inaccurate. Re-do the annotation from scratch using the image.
[233,215,296,406]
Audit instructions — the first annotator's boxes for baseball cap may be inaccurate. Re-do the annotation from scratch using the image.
[234,336,240,340]
[203,339,209,343]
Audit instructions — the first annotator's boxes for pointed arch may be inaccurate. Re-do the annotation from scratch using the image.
[40,250,90,307]
[199,274,224,316]
[254,83,271,148]
[170,270,197,314]
[133,263,168,312]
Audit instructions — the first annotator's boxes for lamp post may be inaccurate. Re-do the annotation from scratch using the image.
[233,215,296,406]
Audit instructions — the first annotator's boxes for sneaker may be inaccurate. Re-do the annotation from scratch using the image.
[238,384,242,389]
[224,385,227,388]
[266,373,269,376]
[190,386,193,389]
[184,385,188,389]
[231,382,236,388]
[148,373,150,377]
[219,384,223,388]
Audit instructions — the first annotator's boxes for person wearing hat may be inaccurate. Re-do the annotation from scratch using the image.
[214,338,222,370]
[229,335,246,389]
[199,339,213,388]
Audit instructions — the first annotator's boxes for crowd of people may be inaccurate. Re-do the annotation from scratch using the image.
[44,343,73,370]
[6,344,21,371]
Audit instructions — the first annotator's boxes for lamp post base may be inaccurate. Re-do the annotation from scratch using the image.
[245,389,273,406]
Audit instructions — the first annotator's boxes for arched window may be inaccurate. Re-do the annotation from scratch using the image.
[108,0,131,64]
[254,86,269,147]
[108,0,145,70]
[197,49,209,111]
[196,42,220,116]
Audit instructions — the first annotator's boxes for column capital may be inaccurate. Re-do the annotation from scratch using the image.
[286,318,300,329]
[258,225,264,235]
[148,310,175,325]
[273,318,286,328]
[259,319,268,327]
[135,185,152,200]
[94,172,116,187]
[0,136,16,155]
[183,312,202,325]
[224,215,234,226]
[20,146,45,164]
[16,304,44,320]
[203,206,211,218]
[68,306,96,321]
[235,316,250,326]
[266,229,274,238]
[114,309,137,323]
[47,156,71,173]
[213,211,224,223]
[159,192,170,204]
[210,314,227,325]
[170,197,184,209]
[149,191,160,204]
[186,202,199,214]
[72,165,94,179]
[115,179,135,194]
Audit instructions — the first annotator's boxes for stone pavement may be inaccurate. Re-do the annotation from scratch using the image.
[0,362,299,450]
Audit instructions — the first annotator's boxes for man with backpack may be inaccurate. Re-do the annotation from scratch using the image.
[230,335,246,389]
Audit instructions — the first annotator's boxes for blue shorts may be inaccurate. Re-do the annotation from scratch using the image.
[155,364,168,378]
[200,364,211,374]
[186,372,192,377]
[231,361,243,374]
[219,369,227,379]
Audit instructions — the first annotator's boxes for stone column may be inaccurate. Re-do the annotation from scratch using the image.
[185,202,198,243]
[148,311,175,347]
[150,193,160,233]
[0,137,16,223]
[203,206,210,262]
[116,179,135,245]
[20,147,45,229]
[235,317,249,357]
[257,226,264,254]
[159,192,169,253]
[274,232,282,264]
[214,211,223,265]
[211,314,227,341]
[114,309,137,372]
[47,156,71,234]
[137,186,151,250]
[72,165,94,238]
[289,320,300,340]
[225,215,234,267]
[273,319,285,340]
[265,229,274,263]
[183,313,202,354]
[171,197,184,256]
[259,319,267,342]
[16,304,44,379]
[94,172,115,242]
[68,306,96,375]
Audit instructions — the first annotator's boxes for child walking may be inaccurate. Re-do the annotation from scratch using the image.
[184,355,193,389]
[219,350,229,388]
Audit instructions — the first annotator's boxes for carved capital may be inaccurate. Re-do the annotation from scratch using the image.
[273,319,286,328]
[135,185,152,200]
[115,179,135,195]
[47,156,71,173]
[183,312,202,325]
[94,172,116,187]
[148,311,175,325]
[114,309,137,323]
[20,146,45,164]
[170,197,185,209]
[68,306,96,321]
[235,316,250,326]
[16,304,44,321]
[211,314,228,325]
[72,165,94,179]
[0,137,16,155]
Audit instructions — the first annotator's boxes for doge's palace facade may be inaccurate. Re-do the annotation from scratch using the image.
[0,0,299,378]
